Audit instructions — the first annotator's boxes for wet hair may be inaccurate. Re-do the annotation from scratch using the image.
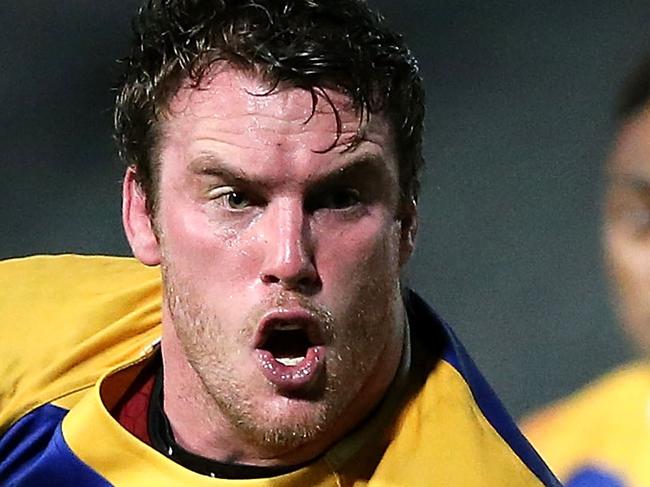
[114,0,425,214]
[617,53,650,121]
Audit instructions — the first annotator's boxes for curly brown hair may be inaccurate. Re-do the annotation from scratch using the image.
[114,0,425,214]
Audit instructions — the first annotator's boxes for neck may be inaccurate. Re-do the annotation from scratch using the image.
[161,322,255,462]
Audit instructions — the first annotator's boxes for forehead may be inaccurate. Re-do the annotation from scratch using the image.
[161,66,393,152]
[608,106,650,177]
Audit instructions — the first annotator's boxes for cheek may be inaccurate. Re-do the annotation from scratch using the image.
[316,215,401,280]
[157,200,256,285]
[605,227,650,328]
[606,230,650,352]
[606,229,645,294]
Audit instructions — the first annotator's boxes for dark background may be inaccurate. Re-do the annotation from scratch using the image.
[3,1,650,418]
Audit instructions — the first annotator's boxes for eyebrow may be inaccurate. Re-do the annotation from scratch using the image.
[188,152,393,189]
[315,155,393,187]
[189,155,252,185]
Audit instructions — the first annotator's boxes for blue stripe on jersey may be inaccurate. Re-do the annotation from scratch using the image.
[566,466,626,487]
[0,403,110,486]
[405,290,561,487]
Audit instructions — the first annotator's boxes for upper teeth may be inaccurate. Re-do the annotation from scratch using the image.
[276,357,304,366]
[274,323,302,331]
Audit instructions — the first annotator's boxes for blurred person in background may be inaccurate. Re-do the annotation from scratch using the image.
[523,55,650,487]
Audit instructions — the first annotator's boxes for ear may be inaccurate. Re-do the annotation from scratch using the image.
[122,166,161,266]
[398,197,418,266]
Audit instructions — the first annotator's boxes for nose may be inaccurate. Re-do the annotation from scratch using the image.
[258,199,320,293]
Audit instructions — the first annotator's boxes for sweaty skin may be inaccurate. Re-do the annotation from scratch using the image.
[122,67,416,467]
[605,105,650,353]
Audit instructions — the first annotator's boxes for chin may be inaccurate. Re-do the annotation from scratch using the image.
[241,398,333,451]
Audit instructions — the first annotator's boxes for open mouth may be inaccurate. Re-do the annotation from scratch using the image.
[259,323,313,366]
[254,311,327,392]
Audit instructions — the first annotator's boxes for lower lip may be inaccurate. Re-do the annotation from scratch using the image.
[255,346,326,392]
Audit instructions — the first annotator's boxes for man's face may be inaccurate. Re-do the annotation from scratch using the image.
[136,67,413,455]
[605,105,650,353]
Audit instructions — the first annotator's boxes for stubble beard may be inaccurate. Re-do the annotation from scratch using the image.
[161,259,402,454]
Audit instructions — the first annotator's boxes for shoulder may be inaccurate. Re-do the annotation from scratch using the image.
[0,253,159,289]
[521,363,650,483]
[404,290,561,486]
[0,254,162,432]
[0,254,162,345]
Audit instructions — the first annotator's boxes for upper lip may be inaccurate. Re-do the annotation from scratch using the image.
[254,308,326,349]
